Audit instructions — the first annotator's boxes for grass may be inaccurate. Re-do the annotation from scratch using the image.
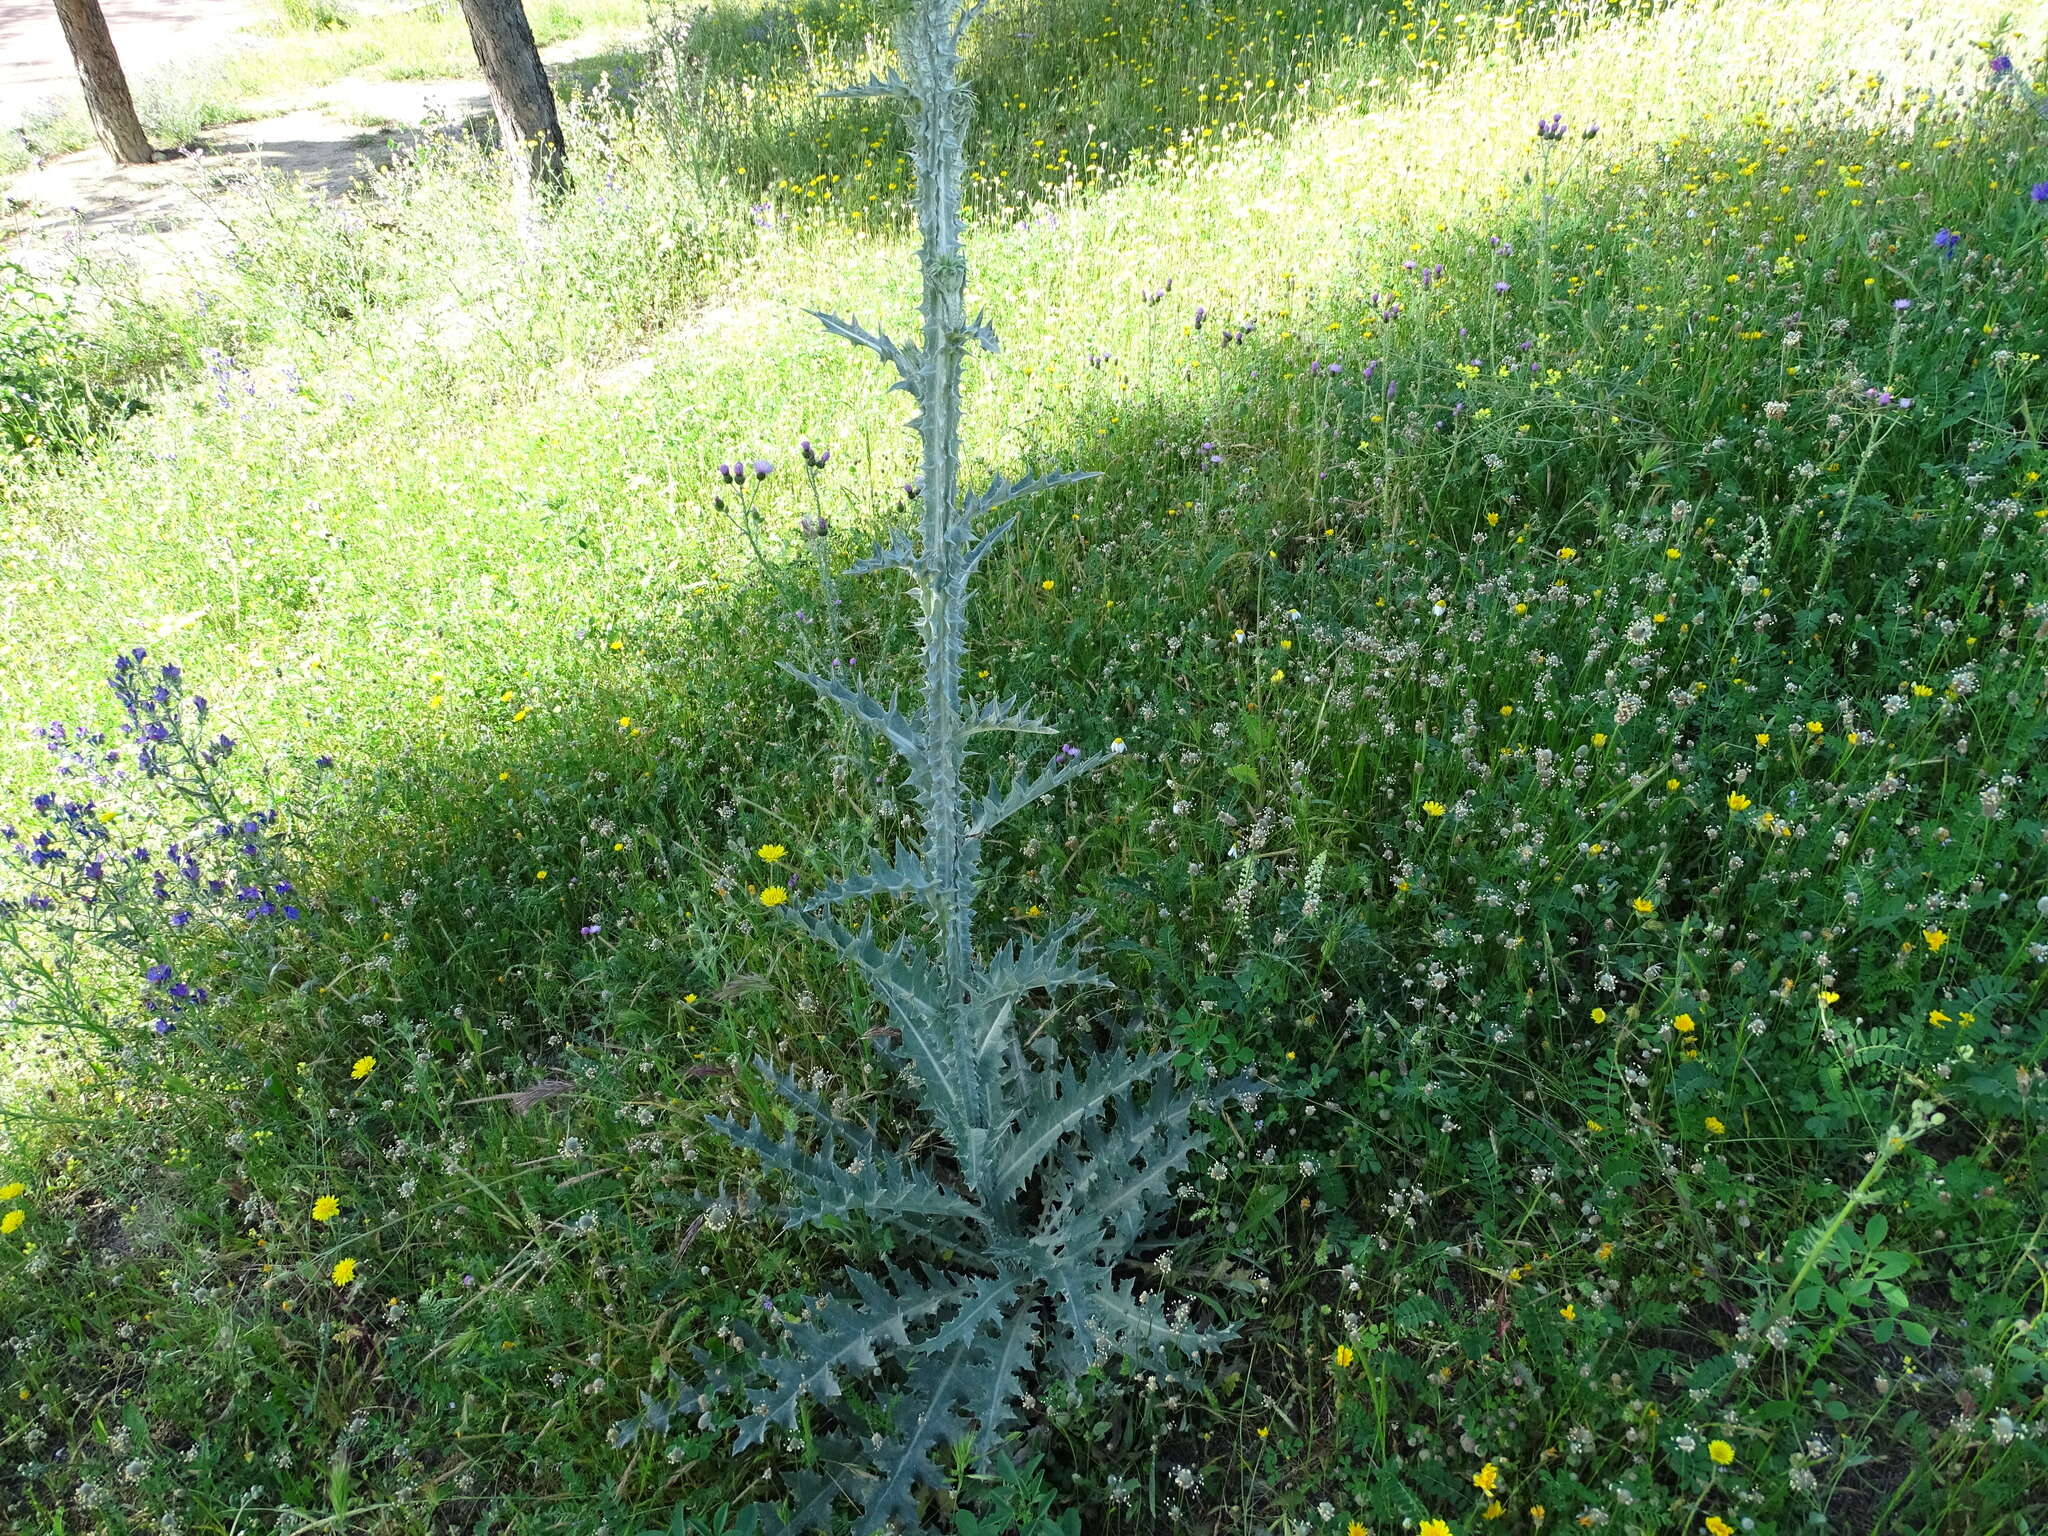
[3,0,2048,1532]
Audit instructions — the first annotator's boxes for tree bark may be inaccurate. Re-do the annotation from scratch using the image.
[51,0,155,165]
[454,0,569,199]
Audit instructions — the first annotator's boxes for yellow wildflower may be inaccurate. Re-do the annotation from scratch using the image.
[757,844,788,863]
[759,886,790,909]
[0,1182,23,1201]
[1423,800,1447,817]
[1705,1116,1727,1135]
[351,1055,376,1081]
[1726,792,1751,811]
[1921,928,1947,952]
[1473,1462,1501,1494]
[1334,1343,1356,1368]
[0,1209,22,1235]
[1709,1439,1734,1466]
[312,1196,340,1223]
[331,1257,357,1286]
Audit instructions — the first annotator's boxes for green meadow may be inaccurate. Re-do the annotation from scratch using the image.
[2,0,2045,1530]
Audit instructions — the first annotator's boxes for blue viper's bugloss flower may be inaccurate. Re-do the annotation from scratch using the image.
[1932,227,1961,251]
[2031,182,2048,202]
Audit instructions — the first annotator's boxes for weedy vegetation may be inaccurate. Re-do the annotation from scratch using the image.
[1,0,2046,1533]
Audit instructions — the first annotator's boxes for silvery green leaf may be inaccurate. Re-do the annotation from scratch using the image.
[969,749,1108,837]
[809,309,924,394]
[782,666,925,772]
[807,846,938,909]
[961,469,1099,523]
[823,69,914,100]
[961,694,1055,737]
[852,1348,976,1536]
[847,528,916,577]
[990,1045,1166,1201]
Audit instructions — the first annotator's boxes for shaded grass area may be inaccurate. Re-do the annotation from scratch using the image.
[2,0,2048,1532]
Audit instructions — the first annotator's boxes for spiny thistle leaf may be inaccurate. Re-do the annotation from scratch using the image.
[810,309,924,393]
[822,69,914,101]
[961,469,1101,522]
[960,693,1056,737]
[968,1304,1039,1451]
[968,749,1109,837]
[990,1045,1170,1201]
[853,1347,978,1536]
[848,527,917,577]
[807,845,939,909]
[782,666,922,766]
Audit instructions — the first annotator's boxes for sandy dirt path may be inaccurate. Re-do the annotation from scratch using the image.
[1,1,265,128]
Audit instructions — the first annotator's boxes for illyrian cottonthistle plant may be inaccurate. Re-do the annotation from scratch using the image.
[613,2,1245,1529]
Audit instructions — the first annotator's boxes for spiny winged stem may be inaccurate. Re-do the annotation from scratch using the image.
[616,5,1245,1529]
[906,4,975,1027]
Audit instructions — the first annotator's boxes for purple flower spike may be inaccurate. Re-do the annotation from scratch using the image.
[1990,54,2013,74]
[1932,228,1961,252]
[2031,182,2048,203]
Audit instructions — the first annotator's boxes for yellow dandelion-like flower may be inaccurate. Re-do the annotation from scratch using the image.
[1483,1503,1505,1522]
[1271,668,1286,683]
[1422,800,1447,817]
[1473,1462,1501,1494]
[1591,732,1607,747]
[1557,547,1576,560]
[1421,1522,1452,1536]
[351,1055,376,1081]
[757,844,788,863]
[1921,928,1947,951]
[759,886,789,909]
[1040,579,1056,591]
[1707,1518,1735,1536]
[1726,791,1751,811]
[1705,1116,1727,1135]
[1708,1439,1734,1466]
[1349,1524,1369,1536]
[312,1196,341,1222]
[1586,1119,1604,1132]
[1633,897,1655,914]
[1754,732,1770,748]
[1558,1303,1576,1321]
[1334,1343,1355,1368]
[0,1209,23,1235]
[1805,720,1823,735]
[0,1181,23,1201]
[331,1257,357,1286]
[1673,1013,1697,1034]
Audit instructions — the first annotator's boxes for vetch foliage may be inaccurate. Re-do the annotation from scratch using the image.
[613,3,1245,1531]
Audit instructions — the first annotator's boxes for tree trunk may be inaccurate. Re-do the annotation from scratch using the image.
[51,0,155,165]
[454,0,569,199]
